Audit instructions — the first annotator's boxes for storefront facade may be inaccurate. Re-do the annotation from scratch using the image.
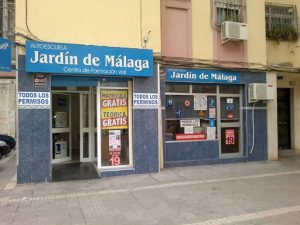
[160,67,268,167]
[16,40,270,183]
[17,41,160,183]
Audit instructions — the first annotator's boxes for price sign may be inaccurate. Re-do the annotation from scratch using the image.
[109,130,122,166]
[225,129,235,145]
[109,151,121,166]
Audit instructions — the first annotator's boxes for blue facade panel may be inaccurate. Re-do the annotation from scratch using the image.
[133,64,159,174]
[17,56,51,183]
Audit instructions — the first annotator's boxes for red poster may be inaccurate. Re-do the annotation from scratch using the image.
[176,133,206,141]
[225,129,235,145]
[109,130,121,166]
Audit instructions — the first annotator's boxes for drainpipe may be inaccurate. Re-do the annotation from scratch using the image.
[2,0,8,38]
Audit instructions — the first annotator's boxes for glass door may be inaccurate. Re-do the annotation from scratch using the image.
[51,94,72,163]
[80,92,96,162]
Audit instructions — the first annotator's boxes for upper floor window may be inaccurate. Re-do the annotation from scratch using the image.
[265,3,299,42]
[215,0,246,26]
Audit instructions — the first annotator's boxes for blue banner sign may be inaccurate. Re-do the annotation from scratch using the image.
[26,41,153,77]
[0,38,11,72]
[166,68,240,84]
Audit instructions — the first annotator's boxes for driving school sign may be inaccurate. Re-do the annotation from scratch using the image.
[26,41,153,77]
[166,68,240,84]
[0,38,11,72]
[101,90,128,129]
[18,92,51,109]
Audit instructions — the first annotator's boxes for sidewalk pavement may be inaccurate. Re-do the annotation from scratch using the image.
[0,154,300,225]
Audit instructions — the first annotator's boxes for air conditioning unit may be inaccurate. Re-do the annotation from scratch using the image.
[248,83,274,103]
[221,21,248,43]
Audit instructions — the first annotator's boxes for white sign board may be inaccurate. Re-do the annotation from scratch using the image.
[184,126,194,134]
[207,127,216,140]
[180,119,200,127]
[133,93,159,109]
[18,92,51,109]
[194,95,207,110]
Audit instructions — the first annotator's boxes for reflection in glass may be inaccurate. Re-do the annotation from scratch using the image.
[94,132,97,158]
[165,84,190,93]
[219,85,240,94]
[83,132,89,158]
[192,84,217,93]
[100,81,128,87]
[82,94,89,128]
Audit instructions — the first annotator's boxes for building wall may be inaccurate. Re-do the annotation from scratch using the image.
[162,0,265,62]
[266,0,300,68]
[15,0,161,52]
[265,0,300,155]
[0,78,16,137]
[247,0,266,67]
[276,73,300,153]
[192,0,213,60]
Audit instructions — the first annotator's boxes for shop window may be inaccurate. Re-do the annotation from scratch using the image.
[166,84,218,141]
[192,84,217,93]
[100,89,130,167]
[214,0,245,26]
[165,83,190,93]
[165,83,242,156]
[219,85,240,94]
[265,3,299,42]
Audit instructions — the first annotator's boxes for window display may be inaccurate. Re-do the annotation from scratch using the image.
[165,83,242,154]
[100,89,129,166]
[165,84,217,141]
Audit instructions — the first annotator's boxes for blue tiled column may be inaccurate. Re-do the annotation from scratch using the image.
[17,55,51,183]
[241,72,268,162]
[133,63,159,173]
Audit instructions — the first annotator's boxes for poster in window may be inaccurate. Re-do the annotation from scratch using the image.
[209,108,216,119]
[101,90,128,129]
[207,127,216,140]
[225,129,235,145]
[194,95,207,110]
[109,130,121,166]
[184,126,194,134]
[208,97,216,108]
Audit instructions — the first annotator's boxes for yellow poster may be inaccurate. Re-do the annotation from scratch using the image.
[101,90,128,129]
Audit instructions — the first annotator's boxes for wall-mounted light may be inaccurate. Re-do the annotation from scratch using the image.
[143,30,151,48]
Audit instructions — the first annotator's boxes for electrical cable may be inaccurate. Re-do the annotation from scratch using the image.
[25,0,43,41]
[249,101,257,154]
